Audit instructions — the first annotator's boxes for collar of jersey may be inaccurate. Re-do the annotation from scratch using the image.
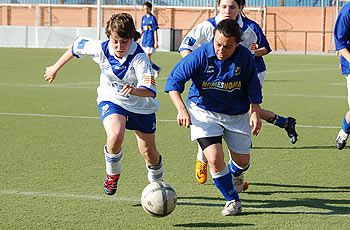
[215,13,243,28]
[101,41,140,80]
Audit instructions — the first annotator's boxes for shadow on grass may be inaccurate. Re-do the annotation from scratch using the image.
[252,145,338,150]
[176,182,350,216]
[173,222,254,228]
[176,197,350,216]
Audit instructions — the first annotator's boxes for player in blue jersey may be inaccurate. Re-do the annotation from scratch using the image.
[141,1,161,77]
[334,3,350,150]
[165,19,262,216]
[44,13,164,196]
[179,0,298,188]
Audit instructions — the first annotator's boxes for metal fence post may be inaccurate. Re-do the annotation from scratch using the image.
[305,31,308,55]
[97,0,101,40]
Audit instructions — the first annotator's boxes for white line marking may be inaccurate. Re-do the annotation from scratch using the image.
[0,112,99,120]
[0,112,340,129]
[267,68,338,74]
[264,93,346,99]
[0,83,96,89]
[0,190,138,202]
[1,190,348,216]
[0,112,176,123]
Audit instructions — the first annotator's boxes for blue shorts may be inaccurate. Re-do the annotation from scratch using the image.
[98,101,156,134]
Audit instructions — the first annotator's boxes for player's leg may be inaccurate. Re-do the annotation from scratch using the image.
[187,101,241,215]
[336,74,350,149]
[99,102,127,195]
[261,109,298,144]
[228,152,250,193]
[223,124,251,194]
[198,137,242,216]
[144,48,161,77]
[125,111,163,182]
[195,144,208,184]
[135,130,163,182]
[257,71,298,144]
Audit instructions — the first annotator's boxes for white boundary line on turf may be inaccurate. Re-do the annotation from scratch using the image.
[0,112,341,129]
[0,190,138,202]
[266,67,338,74]
[1,190,349,216]
[263,93,346,99]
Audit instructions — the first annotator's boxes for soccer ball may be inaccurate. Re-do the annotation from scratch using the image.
[141,181,177,217]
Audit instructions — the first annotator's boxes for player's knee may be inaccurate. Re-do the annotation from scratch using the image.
[230,153,250,168]
[207,157,226,172]
[107,131,124,149]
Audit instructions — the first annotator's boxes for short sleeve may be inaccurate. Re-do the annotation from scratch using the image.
[72,36,101,58]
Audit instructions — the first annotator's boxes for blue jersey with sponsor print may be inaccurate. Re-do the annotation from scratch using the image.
[165,42,262,115]
[334,3,350,75]
[141,14,159,48]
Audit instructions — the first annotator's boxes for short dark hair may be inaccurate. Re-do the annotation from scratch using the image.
[143,1,152,9]
[134,30,141,41]
[217,0,243,8]
[105,13,136,39]
[214,19,242,43]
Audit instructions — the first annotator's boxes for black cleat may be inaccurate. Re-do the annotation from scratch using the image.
[285,117,298,144]
[336,129,348,150]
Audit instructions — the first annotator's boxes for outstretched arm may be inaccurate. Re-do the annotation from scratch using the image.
[44,48,74,83]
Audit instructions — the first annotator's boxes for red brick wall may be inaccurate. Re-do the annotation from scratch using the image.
[0,5,339,52]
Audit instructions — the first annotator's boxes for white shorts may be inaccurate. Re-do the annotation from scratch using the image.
[185,100,252,154]
[346,74,350,108]
[258,71,266,85]
[142,46,156,54]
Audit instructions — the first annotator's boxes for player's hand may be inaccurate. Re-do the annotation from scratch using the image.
[122,84,134,96]
[177,107,192,128]
[250,111,261,136]
[44,66,58,84]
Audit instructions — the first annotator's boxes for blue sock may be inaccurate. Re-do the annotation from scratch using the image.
[274,115,288,128]
[228,160,250,177]
[152,63,161,71]
[342,117,350,134]
[212,167,240,202]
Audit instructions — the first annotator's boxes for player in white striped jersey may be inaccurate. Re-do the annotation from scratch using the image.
[179,0,298,188]
[44,13,163,196]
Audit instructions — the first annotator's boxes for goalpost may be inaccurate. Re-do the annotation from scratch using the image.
[242,7,266,32]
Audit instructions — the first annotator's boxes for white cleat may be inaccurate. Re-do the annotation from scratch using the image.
[154,67,161,78]
[221,200,242,216]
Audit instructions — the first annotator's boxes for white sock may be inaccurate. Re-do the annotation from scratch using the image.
[104,146,122,175]
[147,155,163,182]
[197,143,208,162]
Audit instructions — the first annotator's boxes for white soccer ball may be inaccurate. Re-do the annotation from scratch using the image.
[141,181,177,217]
